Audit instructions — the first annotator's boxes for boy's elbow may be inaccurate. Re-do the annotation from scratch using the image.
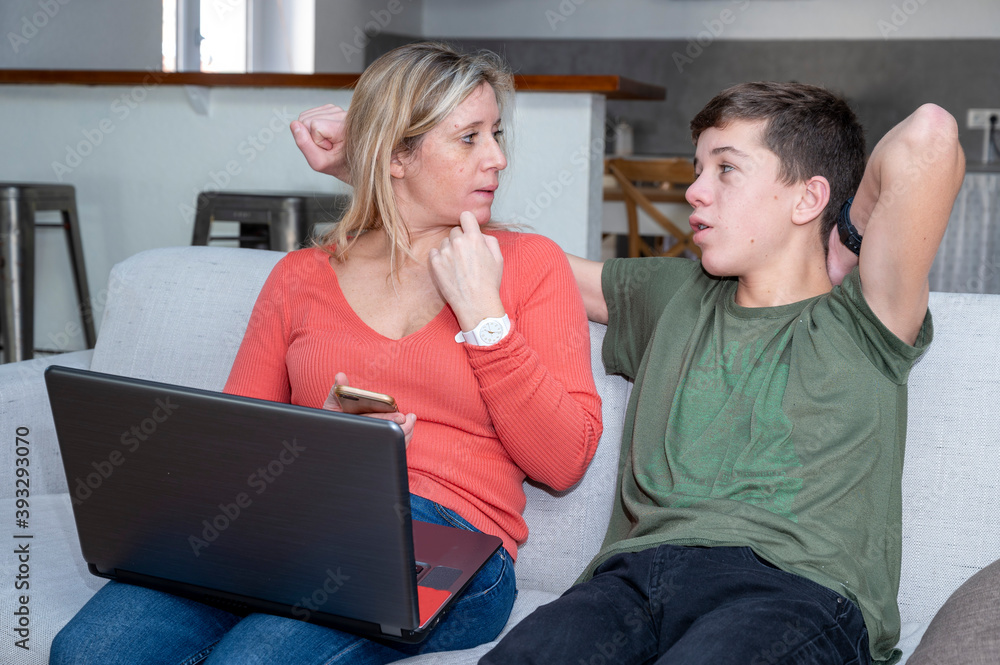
[913,104,957,135]
[906,104,961,156]
[899,104,965,186]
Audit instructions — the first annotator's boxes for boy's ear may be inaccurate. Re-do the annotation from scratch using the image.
[791,175,831,226]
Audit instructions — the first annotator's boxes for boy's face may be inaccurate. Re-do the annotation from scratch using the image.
[687,119,802,278]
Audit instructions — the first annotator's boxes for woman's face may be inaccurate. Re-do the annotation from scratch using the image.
[391,82,507,229]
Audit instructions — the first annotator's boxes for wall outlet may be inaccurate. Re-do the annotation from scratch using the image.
[967,109,1000,130]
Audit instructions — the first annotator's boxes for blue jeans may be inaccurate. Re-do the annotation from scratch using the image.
[51,496,516,665]
[481,544,870,665]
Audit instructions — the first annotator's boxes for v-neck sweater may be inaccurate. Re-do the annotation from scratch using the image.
[223,231,602,557]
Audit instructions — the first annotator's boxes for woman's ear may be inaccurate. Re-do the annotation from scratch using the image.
[389,150,407,179]
[792,175,831,226]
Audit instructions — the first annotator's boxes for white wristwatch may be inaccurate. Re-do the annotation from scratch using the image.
[454,314,511,346]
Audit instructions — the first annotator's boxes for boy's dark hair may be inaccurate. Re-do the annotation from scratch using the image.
[690,81,866,252]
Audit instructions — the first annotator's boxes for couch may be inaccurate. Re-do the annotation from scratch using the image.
[2,245,998,664]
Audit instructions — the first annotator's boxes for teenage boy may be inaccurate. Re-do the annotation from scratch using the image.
[478,83,964,665]
[291,81,964,664]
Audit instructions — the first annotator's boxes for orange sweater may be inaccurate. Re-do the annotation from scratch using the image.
[224,231,602,557]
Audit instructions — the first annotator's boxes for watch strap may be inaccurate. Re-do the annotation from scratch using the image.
[837,197,863,256]
[454,314,510,346]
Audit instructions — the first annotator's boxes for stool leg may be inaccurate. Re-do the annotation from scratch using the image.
[270,199,304,252]
[192,193,213,245]
[62,206,97,349]
[0,196,35,362]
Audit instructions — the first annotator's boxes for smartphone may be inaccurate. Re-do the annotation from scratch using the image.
[328,384,398,415]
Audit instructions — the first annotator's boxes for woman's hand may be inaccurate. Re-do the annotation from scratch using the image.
[429,212,506,331]
[290,104,350,181]
[322,372,417,447]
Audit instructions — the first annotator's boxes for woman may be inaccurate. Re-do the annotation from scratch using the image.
[51,42,602,664]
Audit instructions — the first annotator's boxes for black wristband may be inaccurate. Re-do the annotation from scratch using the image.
[837,197,863,256]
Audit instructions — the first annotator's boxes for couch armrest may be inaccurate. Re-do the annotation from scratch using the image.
[0,350,94,498]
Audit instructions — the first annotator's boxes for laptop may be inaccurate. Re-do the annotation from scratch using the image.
[44,365,502,643]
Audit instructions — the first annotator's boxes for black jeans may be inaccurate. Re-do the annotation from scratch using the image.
[481,544,871,665]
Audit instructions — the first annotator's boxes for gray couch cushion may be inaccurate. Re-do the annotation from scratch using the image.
[2,494,107,661]
[516,322,630,595]
[0,350,94,497]
[906,558,1000,665]
[900,291,1000,631]
[89,246,284,388]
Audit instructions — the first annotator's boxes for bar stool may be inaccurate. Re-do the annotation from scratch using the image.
[191,191,350,251]
[0,183,96,363]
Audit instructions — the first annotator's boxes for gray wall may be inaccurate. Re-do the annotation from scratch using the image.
[370,36,1000,164]
[314,0,423,73]
[420,0,1000,41]
[249,0,315,73]
[0,0,160,70]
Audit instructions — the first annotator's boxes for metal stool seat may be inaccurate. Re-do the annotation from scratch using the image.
[0,183,96,363]
[191,191,349,251]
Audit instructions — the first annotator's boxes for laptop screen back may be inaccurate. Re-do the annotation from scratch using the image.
[46,366,419,632]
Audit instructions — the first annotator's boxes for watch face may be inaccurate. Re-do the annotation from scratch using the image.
[479,320,504,344]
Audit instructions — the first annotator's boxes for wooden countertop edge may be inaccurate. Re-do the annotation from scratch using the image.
[511,75,665,100]
[0,70,665,100]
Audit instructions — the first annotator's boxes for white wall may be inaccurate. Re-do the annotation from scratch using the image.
[0,83,603,353]
[0,0,161,69]
[314,0,424,72]
[0,84,351,353]
[420,0,1000,40]
[493,93,605,260]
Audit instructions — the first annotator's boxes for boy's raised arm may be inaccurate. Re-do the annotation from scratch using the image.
[848,104,965,344]
[566,254,608,324]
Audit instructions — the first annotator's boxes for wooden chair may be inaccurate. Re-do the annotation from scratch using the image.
[605,157,699,259]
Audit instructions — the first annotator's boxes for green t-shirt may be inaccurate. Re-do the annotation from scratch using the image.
[586,258,932,665]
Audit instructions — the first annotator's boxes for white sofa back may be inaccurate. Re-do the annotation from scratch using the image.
[11,245,1000,637]
[899,290,1000,632]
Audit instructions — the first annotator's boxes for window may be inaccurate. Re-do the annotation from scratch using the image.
[163,0,314,74]
[200,0,248,72]
[162,0,177,71]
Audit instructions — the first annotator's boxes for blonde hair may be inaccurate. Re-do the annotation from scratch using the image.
[315,42,514,270]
